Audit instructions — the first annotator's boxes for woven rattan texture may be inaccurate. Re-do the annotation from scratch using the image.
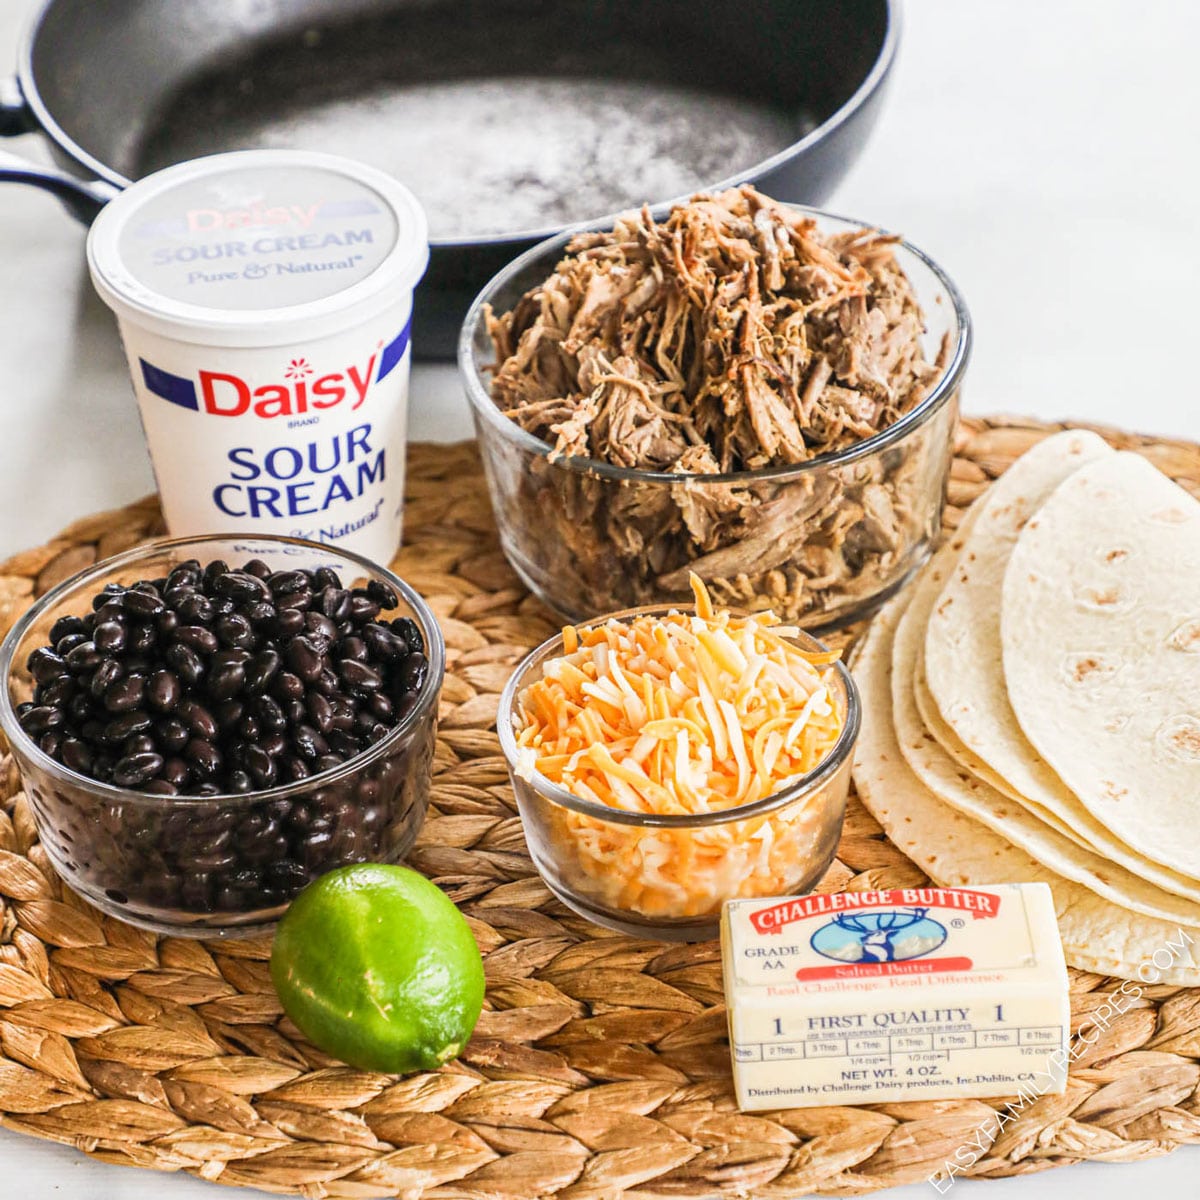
[0,417,1199,1198]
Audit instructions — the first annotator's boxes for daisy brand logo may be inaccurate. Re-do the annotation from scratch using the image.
[137,318,411,420]
[185,201,321,231]
[284,358,314,381]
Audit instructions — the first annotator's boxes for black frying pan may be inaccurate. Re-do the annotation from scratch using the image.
[0,0,897,356]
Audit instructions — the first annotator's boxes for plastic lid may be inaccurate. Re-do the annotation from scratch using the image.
[87,150,429,347]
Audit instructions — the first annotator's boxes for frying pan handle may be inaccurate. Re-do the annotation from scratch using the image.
[0,76,36,137]
[0,75,35,136]
[0,77,118,220]
[0,150,118,221]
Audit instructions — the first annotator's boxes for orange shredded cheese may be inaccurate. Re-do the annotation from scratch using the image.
[512,576,848,919]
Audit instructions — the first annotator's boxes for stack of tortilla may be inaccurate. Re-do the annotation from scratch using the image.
[853,430,1200,983]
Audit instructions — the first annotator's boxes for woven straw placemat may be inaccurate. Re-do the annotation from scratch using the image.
[0,416,1198,1198]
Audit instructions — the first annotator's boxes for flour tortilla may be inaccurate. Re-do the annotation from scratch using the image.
[922,431,1200,900]
[852,594,1200,984]
[1002,451,1200,877]
[910,653,1200,905]
[913,657,1081,844]
[893,540,1200,926]
[913,490,1093,845]
[924,433,1114,818]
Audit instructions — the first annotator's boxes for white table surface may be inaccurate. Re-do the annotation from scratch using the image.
[1,1,1198,1196]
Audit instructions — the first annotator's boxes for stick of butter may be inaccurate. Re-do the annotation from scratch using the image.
[720,883,1069,1110]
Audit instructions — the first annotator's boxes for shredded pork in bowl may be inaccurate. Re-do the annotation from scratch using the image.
[459,188,971,630]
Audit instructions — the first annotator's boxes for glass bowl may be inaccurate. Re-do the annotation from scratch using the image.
[459,205,971,633]
[0,534,444,937]
[497,605,860,941]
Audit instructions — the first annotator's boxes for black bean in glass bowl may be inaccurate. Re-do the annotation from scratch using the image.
[0,536,444,937]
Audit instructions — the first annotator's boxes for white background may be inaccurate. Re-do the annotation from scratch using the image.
[1,0,1198,1196]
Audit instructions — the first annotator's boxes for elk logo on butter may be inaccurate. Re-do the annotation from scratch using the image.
[810,908,948,965]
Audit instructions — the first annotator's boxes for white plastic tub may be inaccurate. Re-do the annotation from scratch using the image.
[87,150,429,567]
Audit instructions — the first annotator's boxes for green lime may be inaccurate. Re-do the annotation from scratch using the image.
[270,864,485,1073]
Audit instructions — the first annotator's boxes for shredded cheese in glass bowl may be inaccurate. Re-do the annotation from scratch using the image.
[498,578,860,940]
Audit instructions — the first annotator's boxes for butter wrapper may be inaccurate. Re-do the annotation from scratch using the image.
[720,884,1069,1110]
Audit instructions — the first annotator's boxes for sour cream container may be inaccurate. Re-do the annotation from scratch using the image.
[87,149,429,567]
